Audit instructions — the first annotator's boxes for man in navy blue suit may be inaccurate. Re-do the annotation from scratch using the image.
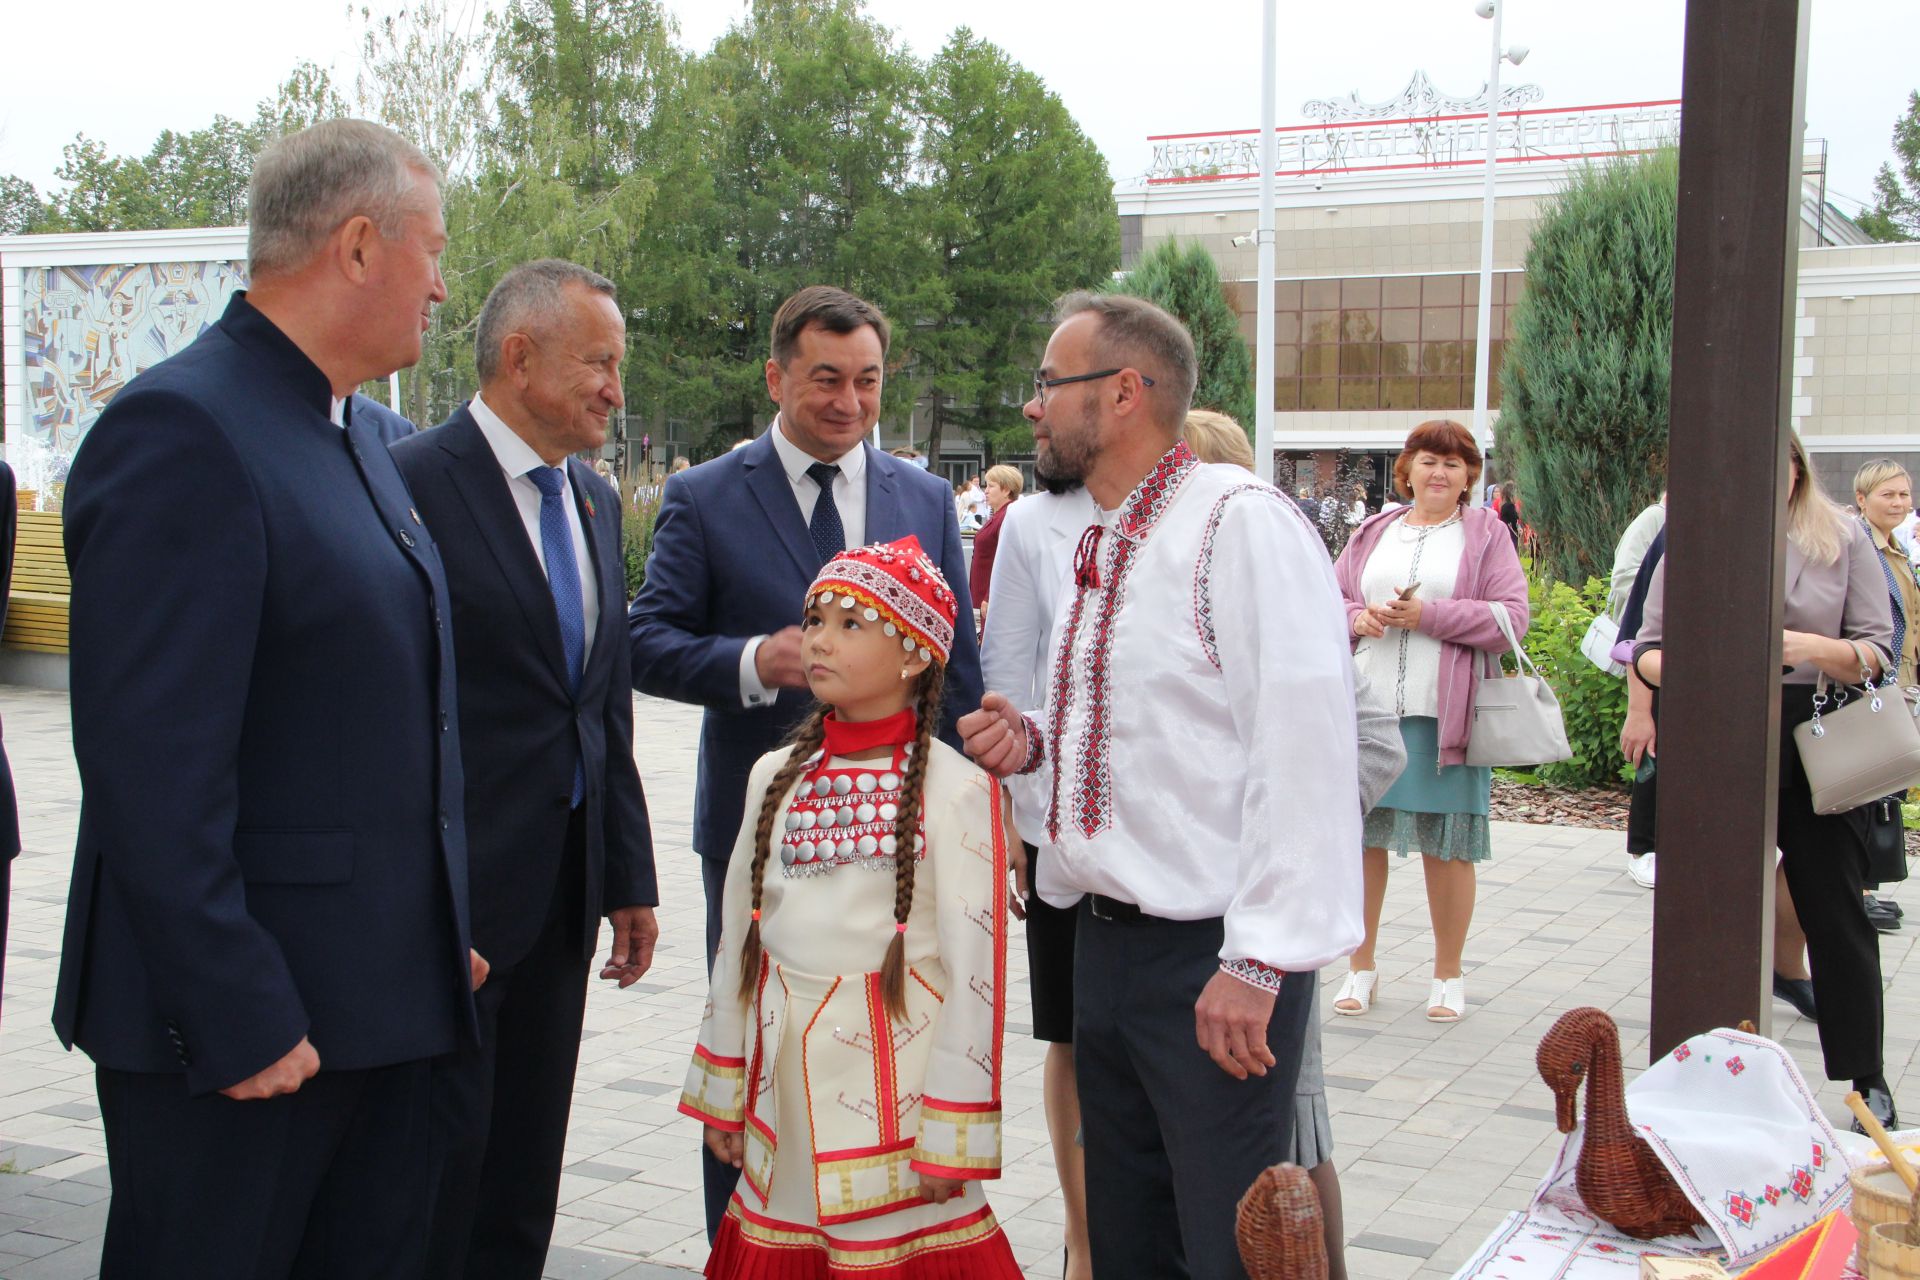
[393,259,658,1280]
[53,119,482,1279]
[628,285,983,1236]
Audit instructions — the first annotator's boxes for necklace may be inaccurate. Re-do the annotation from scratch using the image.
[1392,510,1460,715]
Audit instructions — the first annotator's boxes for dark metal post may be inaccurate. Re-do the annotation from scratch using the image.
[1651,0,1811,1060]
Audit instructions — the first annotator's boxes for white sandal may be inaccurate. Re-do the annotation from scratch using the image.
[1332,969,1378,1016]
[1427,976,1466,1023]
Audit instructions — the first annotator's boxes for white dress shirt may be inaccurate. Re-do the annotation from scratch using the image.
[979,486,1098,846]
[1009,442,1363,982]
[469,393,600,649]
[738,416,868,707]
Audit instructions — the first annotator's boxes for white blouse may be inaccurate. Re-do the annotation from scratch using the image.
[1354,517,1464,719]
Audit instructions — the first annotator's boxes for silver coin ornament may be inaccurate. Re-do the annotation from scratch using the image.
[781,843,798,866]
[814,778,833,798]
[799,810,818,830]
[880,773,900,791]
[832,775,853,796]
[797,841,816,863]
[840,596,855,610]
[879,801,899,822]
[836,806,855,828]
[880,834,898,854]
[837,837,856,857]
[856,802,877,824]
[863,608,880,622]
[884,623,898,637]
[856,835,879,856]
[785,812,802,831]
[855,773,877,793]
[901,637,915,652]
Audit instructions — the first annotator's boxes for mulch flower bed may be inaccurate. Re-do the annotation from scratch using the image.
[1490,779,1629,831]
[1490,778,1920,856]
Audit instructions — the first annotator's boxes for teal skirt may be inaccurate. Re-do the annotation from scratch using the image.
[1363,716,1492,863]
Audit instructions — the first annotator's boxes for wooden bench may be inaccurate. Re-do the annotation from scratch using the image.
[6,510,71,654]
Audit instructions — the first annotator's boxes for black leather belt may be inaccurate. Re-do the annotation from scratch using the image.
[1087,894,1163,924]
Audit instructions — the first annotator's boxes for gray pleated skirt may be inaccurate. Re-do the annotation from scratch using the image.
[1288,983,1334,1168]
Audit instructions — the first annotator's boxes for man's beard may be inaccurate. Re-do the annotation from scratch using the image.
[1033,446,1085,495]
[1033,399,1096,495]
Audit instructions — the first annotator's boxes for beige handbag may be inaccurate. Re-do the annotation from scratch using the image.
[1790,642,1920,815]
[1464,602,1573,768]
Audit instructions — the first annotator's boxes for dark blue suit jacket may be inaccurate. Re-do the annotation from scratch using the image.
[53,293,476,1095]
[351,392,417,444]
[629,431,982,860]
[392,406,656,967]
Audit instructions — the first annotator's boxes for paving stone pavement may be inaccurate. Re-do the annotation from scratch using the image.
[1,682,1916,1279]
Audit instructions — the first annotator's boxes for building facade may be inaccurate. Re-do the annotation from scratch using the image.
[1116,75,1916,502]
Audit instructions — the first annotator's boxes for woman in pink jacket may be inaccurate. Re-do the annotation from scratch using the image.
[1329,420,1529,1022]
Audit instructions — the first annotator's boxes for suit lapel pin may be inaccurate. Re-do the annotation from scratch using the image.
[583,492,597,519]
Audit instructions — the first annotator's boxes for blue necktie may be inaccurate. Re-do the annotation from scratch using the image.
[528,466,586,806]
[806,461,845,561]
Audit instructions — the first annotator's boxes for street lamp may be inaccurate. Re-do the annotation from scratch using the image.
[1472,1,1529,463]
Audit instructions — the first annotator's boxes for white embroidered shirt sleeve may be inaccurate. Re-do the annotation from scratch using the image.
[910,768,1007,1181]
[1207,492,1365,976]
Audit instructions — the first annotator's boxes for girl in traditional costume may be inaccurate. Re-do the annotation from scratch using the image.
[680,535,1020,1279]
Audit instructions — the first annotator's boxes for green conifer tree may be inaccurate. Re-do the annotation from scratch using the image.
[1498,149,1677,583]
[1117,239,1254,433]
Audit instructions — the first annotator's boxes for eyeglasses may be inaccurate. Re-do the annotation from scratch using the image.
[1032,368,1155,405]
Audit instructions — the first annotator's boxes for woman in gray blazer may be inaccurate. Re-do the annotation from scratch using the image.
[1633,433,1898,1132]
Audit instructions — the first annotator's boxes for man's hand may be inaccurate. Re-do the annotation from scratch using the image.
[919,1173,965,1204]
[220,1036,320,1101]
[959,693,1029,778]
[469,948,490,991]
[754,626,808,689]
[704,1125,744,1169]
[1194,971,1278,1081]
[601,906,660,988]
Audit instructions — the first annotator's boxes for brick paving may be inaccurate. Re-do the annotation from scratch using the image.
[2,683,1915,1278]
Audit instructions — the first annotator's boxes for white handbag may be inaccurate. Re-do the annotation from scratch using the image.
[1579,608,1626,677]
[1465,602,1574,768]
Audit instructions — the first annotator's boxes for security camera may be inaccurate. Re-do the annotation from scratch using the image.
[1313,178,1325,191]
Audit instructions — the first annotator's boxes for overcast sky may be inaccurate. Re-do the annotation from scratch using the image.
[4,0,1914,218]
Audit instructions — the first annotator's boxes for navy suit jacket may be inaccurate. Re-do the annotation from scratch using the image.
[629,431,983,860]
[53,293,476,1095]
[351,392,417,444]
[391,406,656,967]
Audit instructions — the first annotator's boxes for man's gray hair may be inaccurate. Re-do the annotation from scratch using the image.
[474,259,618,383]
[247,119,440,277]
[1054,291,1198,430]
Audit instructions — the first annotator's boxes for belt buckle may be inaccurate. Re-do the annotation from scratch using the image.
[1089,895,1114,922]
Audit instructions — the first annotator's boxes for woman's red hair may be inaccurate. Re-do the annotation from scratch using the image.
[1392,419,1483,503]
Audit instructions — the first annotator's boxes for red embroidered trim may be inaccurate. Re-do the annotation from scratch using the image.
[908,1159,1003,1182]
[694,1044,747,1069]
[1221,957,1287,994]
[1193,483,1294,671]
[677,1100,744,1130]
[921,1097,1000,1113]
[868,973,900,1146]
[1013,714,1045,776]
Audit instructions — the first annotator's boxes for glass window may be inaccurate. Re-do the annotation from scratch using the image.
[1339,344,1379,376]
[1273,378,1300,411]
[1302,345,1339,376]
[1274,280,1302,311]
[1341,278,1381,308]
[1421,340,1465,374]
[1276,312,1302,345]
[1382,310,1419,343]
[1303,310,1340,344]
[1420,376,1463,408]
[1304,279,1341,309]
[1382,375,1421,409]
[1383,277,1422,308]
[1339,378,1377,410]
[1379,341,1415,375]
[1423,275,1463,306]
[1273,346,1300,378]
[1300,377,1338,411]
[1340,309,1378,343]
[1421,308,1463,341]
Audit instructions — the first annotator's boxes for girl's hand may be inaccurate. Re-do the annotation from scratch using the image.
[704,1125,744,1169]
[918,1173,966,1204]
[1375,597,1423,631]
[1352,609,1386,639]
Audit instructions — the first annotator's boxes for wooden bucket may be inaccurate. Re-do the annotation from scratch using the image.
[1866,1222,1920,1280]
[1858,1166,1916,1242]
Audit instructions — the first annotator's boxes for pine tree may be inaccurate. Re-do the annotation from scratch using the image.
[1116,239,1254,431]
[1498,149,1677,584]
[1859,90,1918,243]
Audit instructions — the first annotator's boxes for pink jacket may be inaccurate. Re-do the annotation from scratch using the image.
[1334,506,1531,766]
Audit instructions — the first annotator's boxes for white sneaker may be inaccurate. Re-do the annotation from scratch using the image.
[1626,851,1656,889]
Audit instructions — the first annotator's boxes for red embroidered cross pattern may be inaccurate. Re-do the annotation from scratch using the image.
[1043,442,1198,842]
[1726,1193,1755,1226]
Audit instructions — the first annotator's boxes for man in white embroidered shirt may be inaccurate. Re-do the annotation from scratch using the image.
[961,292,1364,1280]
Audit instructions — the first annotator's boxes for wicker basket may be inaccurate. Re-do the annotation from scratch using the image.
[1858,1166,1916,1250]
[1235,1164,1328,1280]
[1865,1182,1920,1280]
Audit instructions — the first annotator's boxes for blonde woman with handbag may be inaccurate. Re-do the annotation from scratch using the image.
[1633,433,1898,1133]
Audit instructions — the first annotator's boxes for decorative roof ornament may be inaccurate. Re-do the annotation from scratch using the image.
[1301,70,1543,123]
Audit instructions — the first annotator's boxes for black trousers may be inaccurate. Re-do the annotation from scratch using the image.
[426,810,591,1280]
[701,852,743,1241]
[1779,684,1884,1083]
[1075,902,1313,1280]
[96,1058,435,1279]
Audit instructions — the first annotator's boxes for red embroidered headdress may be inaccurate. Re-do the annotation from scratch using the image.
[806,535,957,665]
